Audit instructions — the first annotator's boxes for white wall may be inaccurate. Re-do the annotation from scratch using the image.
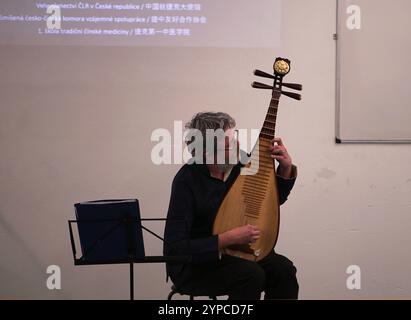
[1,0,410,299]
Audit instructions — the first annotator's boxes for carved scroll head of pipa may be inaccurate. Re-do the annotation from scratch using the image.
[252,57,302,101]
[273,58,291,76]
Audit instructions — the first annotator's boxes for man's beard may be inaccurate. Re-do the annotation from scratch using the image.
[216,150,238,173]
[204,146,239,172]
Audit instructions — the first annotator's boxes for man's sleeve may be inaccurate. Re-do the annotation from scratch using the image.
[276,164,298,205]
[163,177,220,264]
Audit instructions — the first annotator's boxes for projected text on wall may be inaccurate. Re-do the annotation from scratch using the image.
[0,1,281,47]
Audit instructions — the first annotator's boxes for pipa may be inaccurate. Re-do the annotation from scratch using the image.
[213,58,302,261]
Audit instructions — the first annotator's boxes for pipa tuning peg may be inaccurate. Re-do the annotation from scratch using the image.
[254,69,275,80]
[281,90,302,101]
[282,83,303,91]
[251,82,273,90]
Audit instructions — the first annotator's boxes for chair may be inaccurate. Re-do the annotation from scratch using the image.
[167,285,218,300]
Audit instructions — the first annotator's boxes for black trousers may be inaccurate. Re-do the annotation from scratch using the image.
[171,250,299,300]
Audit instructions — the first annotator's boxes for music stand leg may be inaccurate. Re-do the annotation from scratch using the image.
[130,262,134,300]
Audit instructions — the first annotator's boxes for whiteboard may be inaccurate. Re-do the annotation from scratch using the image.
[336,0,411,143]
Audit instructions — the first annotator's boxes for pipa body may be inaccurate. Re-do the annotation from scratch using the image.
[213,58,302,262]
[213,90,282,261]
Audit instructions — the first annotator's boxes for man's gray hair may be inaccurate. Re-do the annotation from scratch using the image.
[185,112,236,157]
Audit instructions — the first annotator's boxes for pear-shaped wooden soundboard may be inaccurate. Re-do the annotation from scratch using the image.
[213,92,281,262]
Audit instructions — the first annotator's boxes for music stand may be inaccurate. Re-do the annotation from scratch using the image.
[68,199,189,300]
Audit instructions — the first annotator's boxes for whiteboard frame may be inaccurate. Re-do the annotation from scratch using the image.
[335,0,411,144]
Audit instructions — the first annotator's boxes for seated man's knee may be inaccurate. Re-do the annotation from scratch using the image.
[278,258,299,291]
[284,261,298,279]
[238,262,266,292]
[276,255,297,276]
